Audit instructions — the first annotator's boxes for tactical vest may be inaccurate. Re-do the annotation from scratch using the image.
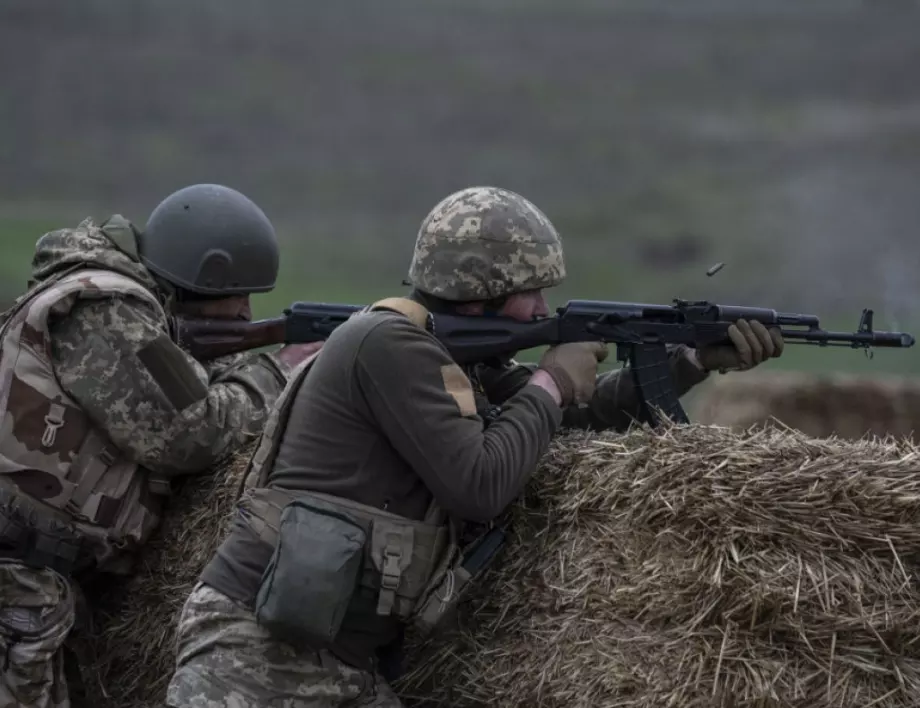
[0,267,171,573]
[237,298,468,633]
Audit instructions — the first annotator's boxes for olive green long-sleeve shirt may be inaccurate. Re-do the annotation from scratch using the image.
[267,310,563,522]
[202,307,709,667]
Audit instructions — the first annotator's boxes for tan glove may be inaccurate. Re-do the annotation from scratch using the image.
[696,319,784,373]
[537,341,609,406]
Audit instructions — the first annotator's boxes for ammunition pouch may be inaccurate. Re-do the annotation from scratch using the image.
[0,480,91,577]
[245,487,470,642]
[255,497,367,646]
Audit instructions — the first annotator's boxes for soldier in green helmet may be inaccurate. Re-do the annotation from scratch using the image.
[0,184,319,707]
[165,186,784,708]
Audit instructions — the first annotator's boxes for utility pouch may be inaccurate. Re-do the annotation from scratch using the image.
[412,525,507,635]
[412,565,472,635]
[254,497,367,645]
[0,486,88,577]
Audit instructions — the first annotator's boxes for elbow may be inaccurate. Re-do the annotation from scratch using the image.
[429,458,517,524]
[438,496,501,525]
[455,497,504,524]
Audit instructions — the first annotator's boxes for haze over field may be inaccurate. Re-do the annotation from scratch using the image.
[2,0,919,375]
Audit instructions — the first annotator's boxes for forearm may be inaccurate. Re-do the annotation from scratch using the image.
[360,319,563,524]
[52,298,288,477]
[561,344,709,431]
[409,385,562,522]
[203,349,291,384]
[154,369,285,474]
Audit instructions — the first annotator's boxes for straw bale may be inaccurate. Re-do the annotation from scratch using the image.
[74,424,920,708]
[693,371,920,440]
[396,425,920,708]
[69,444,256,708]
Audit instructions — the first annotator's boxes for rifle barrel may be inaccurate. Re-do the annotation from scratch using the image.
[780,328,915,348]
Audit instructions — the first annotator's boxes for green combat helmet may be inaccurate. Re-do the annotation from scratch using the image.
[139,184,279,296]
[407,186,566,302]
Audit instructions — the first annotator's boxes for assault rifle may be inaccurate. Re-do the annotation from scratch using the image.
[172,299,915,427]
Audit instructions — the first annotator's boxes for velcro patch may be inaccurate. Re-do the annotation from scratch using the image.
[137,334,209,412]
[440,364,476,417]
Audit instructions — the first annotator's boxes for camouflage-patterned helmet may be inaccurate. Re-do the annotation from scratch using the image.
[407,186,566,302]
[139,184,279,296]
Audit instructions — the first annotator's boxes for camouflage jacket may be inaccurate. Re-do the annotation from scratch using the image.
[0,216,291,572]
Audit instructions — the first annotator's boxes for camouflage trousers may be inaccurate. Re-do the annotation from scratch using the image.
[166,582,405,708]
[0,560,75,708]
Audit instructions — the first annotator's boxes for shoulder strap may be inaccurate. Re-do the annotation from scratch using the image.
[238,349,322,495]
[0,263,86,334]
[369,297,430,330]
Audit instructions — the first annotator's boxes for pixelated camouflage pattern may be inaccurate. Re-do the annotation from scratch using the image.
[49,296,288,479]
[407,186,566,301]
[28,215,158,292]
[0,562,75,708]
[167,583,404,707]
[0,266,171,567]
[0,219,290,572]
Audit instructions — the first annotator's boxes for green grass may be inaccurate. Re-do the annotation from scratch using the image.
[2,215,916,378]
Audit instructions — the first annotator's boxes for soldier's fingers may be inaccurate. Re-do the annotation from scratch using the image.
[727,323,753,369]
[749,320,775,359]
[737,319,764,364]
[769,327,785,357]
[589,341,610,363]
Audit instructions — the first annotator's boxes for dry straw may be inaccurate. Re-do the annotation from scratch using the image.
[396,424,920,707]
[70,449,254,708]
[75,423,920,708]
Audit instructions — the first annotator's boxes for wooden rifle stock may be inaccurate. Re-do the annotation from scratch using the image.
[173,316,288,361]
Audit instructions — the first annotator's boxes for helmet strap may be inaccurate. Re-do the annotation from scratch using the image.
[407,288,506,317]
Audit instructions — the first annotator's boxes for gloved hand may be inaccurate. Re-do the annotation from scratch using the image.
[537,341,609,406]
[695,319,784,373]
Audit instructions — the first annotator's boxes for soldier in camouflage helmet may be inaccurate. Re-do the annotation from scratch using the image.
[0,184,320,707]
[165,186,784,708]
[406,185,566,301]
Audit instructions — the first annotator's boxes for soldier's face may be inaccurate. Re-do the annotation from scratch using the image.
[498,290,549,322]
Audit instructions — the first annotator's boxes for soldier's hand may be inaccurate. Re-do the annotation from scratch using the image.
[277,341,325,369]
[537,341,609,406]
[695,319,784,373]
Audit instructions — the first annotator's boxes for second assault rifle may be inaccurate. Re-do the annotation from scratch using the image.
[173,299,915,427]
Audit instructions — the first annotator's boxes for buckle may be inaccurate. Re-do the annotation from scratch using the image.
[99,447,116,466]
[380,548,402,590]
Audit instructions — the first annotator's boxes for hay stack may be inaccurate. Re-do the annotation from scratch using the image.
[77,424,920,708]
[71,445,256,708]
[693,371,920,440]
[396,425,920,708]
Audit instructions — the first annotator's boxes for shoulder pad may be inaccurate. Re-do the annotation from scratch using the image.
[99,214,141,260]
[369,297,430,331]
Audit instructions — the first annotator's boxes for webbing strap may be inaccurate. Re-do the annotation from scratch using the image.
[65,434,116,522]
[369,297,430,330]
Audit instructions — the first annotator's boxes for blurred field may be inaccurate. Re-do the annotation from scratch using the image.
[692,370,920,439]
[2,0,919,379]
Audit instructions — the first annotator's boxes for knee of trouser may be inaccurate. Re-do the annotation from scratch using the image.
[0,565,75,708]
[0,563,75,643]
[174,584,271,663]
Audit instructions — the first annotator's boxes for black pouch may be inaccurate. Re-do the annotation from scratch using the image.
[255,497,367,645]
